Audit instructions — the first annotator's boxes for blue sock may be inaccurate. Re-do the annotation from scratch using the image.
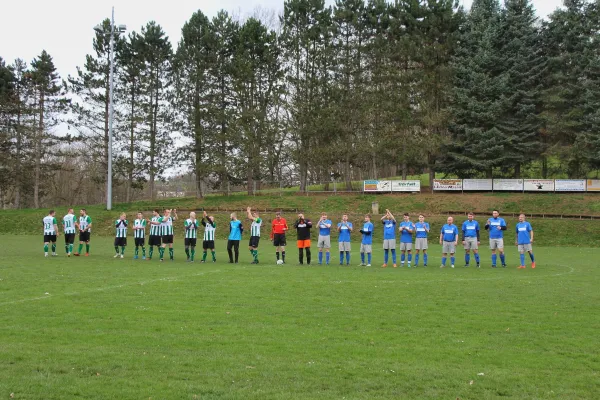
[346,251,350,264]
[475,253,480,264]
[500,254,506,265]
[361,253,365,263]
[415,254,420,266]
[530,253,535,262]
[492,254,497,266]
[319,252,323,264]
[520,253,525,266]
[401,253,406,263]
[424,253,428,265]
[451,256,455,266]
[391,249,397,264]
[367,253,371,264]
[326,252,330,264]
[339,252,344,264]
[408,253,412,263]
[442,257,447,266]
[465,254,471,265]
[384,249,389,264]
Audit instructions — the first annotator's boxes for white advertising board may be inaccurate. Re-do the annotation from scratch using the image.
[586,180,600,192]
[555,179,586,192]
[493,179,523,191]
[363,180,392,192]
[391,180,421,192]
[433,179,463,191]
[463,179,493,191]
[523,179,555,192]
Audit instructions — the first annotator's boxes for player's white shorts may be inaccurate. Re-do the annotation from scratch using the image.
[360,244,372,253]
[415,238,428,250]
[489,238,504,250]
[442,241,456,254]
[464,237,478,250]
[317,235,331,249]
[400,242,412,251]
[383,239,396,250]
[518,243,532,252]
[338,242,351,252]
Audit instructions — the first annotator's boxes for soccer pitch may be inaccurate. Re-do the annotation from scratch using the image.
[0,236,598,399]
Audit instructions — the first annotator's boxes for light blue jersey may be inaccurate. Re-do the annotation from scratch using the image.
[462,220,480,238]
[228,220,243,240]
[382,219,396,240]
[441,224,459,242]
[415,222,429,238]
[487,217,507,239]
[318,219,332,236]
[361,222,374,245]
[338,222,353,242]
[516,221,533,244]
[399,221,414,243]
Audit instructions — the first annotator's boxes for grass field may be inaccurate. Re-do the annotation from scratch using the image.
[1,236,598,399]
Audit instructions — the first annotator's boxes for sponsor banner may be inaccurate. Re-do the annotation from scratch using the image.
[363,180,392,192]
[433,179,463,191]
[391,180,421,192]
[493,179,524,191]
[586,180,600,192]
[524,179,554,192]
[555,179,586,192]
[463,179,493,191]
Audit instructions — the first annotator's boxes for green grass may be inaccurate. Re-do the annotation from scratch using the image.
[1,236,599,399]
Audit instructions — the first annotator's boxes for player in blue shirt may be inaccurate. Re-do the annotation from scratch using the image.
[439,216,459,268]
[414,214,430,267]
[381,209,397,267]
[485,209,507,268]
[461,212,481,268]
[359,214,374,266]
[317,212,333,265]
[337,214,353,265]
[399,213,415,267]
[515,214,535,269]
[227,213,243,263]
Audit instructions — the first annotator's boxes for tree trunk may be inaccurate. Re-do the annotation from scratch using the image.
[542,157,548,179]
[428,153,435,194]
[486,168,493,179]
[401,161,407,180]
[514,163,521,178]
[127,81,135,203]
[34,92,44,209]
[14,97,22,209]
[194,81,204,198]
[104,82,110,204]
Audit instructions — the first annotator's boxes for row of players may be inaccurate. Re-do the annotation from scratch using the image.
[41,207,536,269]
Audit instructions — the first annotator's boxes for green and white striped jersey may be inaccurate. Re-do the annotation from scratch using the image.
[184,218,198,239]
[134,219,146,238]
[250,217,262,237]
[63,214,77,234]
[115,219,128,238]
[149,216,162,236]
[79,215,92,232]
[159,216,174,236]
[202,218,216,241]
[43,216,57,234]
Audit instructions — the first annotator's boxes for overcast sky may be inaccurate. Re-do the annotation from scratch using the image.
[1,0,563,82]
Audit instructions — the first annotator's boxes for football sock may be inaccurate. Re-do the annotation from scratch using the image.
[367,253,371,264]
[299,248,304,264]
[282,251,286,262]
[492,254,497,266]
[203,251,208,261]
[51,244,56,253]
[185,247,190,258]
[520,253,525,266]
[500,254,506,265]
[121,246,125,255]
[78,244,83,253]
[384,249,389,264]
[191,247,195,261]
[319,252,323,264]
[345,251,350,264]
[326,252,330,264]
[135,247,139,256]
[529,253,535,262]
[253,249,258,261]
[276,251,280,260]
[149,247,154,258]
[401,253,405,264]
[465,253,471,265]
[169,248,174,260]
[451,256,455,266]
[442,257,447,266]
[408,253,412,265]
[306,248,311,264]
[65,244,69,254]
[415,254,419,266]
[361,253,365,264]
[114,246,119,254]
[159,247,165,259]
[339,251,344,264]
[69,244,74,253]
[86,244,90,254]
[475,253,480,264]
[424,253,428,265]
[44,244,49,253]
[211,251,216,261]
[391,249,397,264]
[142,247,146,257]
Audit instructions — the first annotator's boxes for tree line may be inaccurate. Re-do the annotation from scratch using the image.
[1,0,599,208]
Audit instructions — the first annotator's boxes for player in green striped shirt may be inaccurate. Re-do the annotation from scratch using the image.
[74,209,92,256]
[184,212,198,262]
[133,212,147,260]
[114,213,128,258]
[147,209,162,260]
[43,210,59,257]
[201,210,216,262]
[247,207,262,264]
[62,208,77,256]
[159,208,178,261]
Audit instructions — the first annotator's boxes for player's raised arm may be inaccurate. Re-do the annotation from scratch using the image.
[172,209,178,220]
[247,207,255,221]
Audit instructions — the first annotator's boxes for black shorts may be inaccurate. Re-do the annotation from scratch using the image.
[149,235,161,246]
[185,238,197,247]
[161,235,174,244]
[134,238,145,247]
[79,231,91,242]
[249,236,260,248]
[64,233,75,244]
[203,240,215,250]
[114,237,127,247]
[273,233,286,247]
[43,234,57,243]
